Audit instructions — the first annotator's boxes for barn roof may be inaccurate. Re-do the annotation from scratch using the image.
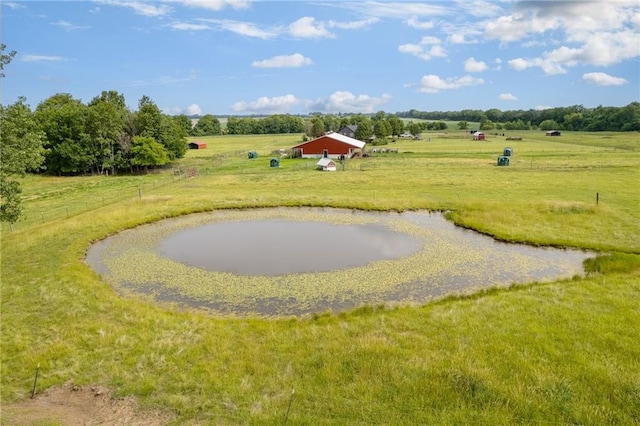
[292,133,365,149]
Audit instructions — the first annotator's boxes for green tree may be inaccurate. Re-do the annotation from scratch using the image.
[539,119,560,131]
[352,115,373,141]
[130,136,169,172]
[457,121,468,130]
[615,102,640,131]
[173,114,194,136]
[135,95,163,140]
[0,44,16,78]
[135,96,186,160]
[373,119,391,140]
[86,91,127,174]
[323,114,340,133]
[310,116,325,138]
[159,115,188,159]
[407,121,424,136]
[387,115,405,137]
[34,93,91,174]
[192,114,221,136]
[480,119,495,130]
[0,98,47,223]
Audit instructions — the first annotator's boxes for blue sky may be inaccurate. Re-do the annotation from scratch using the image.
[3,0,639,116]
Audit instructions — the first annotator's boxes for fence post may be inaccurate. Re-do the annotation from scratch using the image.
[284,389,295,424]
[31,363,40,398]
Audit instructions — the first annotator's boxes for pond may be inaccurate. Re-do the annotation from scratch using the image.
[86,208,593,317]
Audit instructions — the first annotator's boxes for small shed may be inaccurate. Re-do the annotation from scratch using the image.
[473,131,485,141]
[546,130,561,136]
[503,147,514,156]
[188,141,207,149]
[248,151,258,159]
[497,156,510,166]
[270,158,280,168]
[317,158,337,171]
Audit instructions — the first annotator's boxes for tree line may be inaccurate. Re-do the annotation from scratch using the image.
[399,103,640,132]
[0,88,194,222]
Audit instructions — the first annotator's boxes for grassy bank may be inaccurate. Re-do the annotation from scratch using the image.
[2,131,639,424]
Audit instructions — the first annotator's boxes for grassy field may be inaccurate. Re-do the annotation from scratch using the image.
[1,130,639,424]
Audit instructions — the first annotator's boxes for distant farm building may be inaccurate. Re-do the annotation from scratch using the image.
[291,133,365,159]
[473,131,485,141]
[546,130,561,136]
[188,141,207,149]
[317,158,337,171]
[337,125,358,138]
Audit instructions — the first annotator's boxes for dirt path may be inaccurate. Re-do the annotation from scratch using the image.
[1,381,172,425]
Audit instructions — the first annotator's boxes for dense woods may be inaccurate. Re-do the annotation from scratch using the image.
[398,102,640,132]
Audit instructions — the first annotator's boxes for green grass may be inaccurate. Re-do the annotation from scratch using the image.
[2,131,639,424]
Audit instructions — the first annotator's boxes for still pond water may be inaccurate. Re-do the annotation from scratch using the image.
[86,208,593,317]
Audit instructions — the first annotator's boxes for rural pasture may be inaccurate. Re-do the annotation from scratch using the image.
[2,130,639,424]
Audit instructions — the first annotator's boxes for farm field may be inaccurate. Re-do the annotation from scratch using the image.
[1,130,639,425]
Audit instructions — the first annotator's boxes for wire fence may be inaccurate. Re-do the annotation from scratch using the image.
[4,172,193,232]
[4,150,636,232]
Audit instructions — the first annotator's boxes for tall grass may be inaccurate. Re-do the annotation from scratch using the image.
[1,131,639,424]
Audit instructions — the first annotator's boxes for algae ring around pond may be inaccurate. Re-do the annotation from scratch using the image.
[86,208,593,317]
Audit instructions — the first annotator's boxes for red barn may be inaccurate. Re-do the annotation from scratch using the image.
[291,133,365,159]
[188,141,207,149]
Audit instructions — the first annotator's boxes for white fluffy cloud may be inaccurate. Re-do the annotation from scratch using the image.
[289,17,334,38]
[499,93,517,100]
[186,104,202,115]
[416,74,484,93]
[405,16,434,29]
[252,54,312,68]
[336,2,450,20]
[487,1,640,75]
[51,20,91,31]
[167,0,250,11]
[95,0,170,17]
[230,91,391,114]
[464,57,488,73]
[327,18,379,30]
[171,22,211,31]
[399,36,447,61]
[21,54,67,62]
[309,91,391,113]
[231,95,300,114]
[508,28,640,75]
[208,19,279,39]
[583,72,628,86]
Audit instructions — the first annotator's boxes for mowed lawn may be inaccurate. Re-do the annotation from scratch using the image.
[1,130,639,425]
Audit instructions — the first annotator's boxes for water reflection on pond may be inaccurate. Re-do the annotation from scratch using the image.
[86,208,593,317]
[159,220,421,275]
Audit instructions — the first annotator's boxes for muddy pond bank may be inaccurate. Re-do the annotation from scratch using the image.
[86,208,593,317]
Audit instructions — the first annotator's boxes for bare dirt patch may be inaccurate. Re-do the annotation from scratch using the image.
[1,381,172,425]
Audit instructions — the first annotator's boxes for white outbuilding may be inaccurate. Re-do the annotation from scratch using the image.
[316,158,337,171]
